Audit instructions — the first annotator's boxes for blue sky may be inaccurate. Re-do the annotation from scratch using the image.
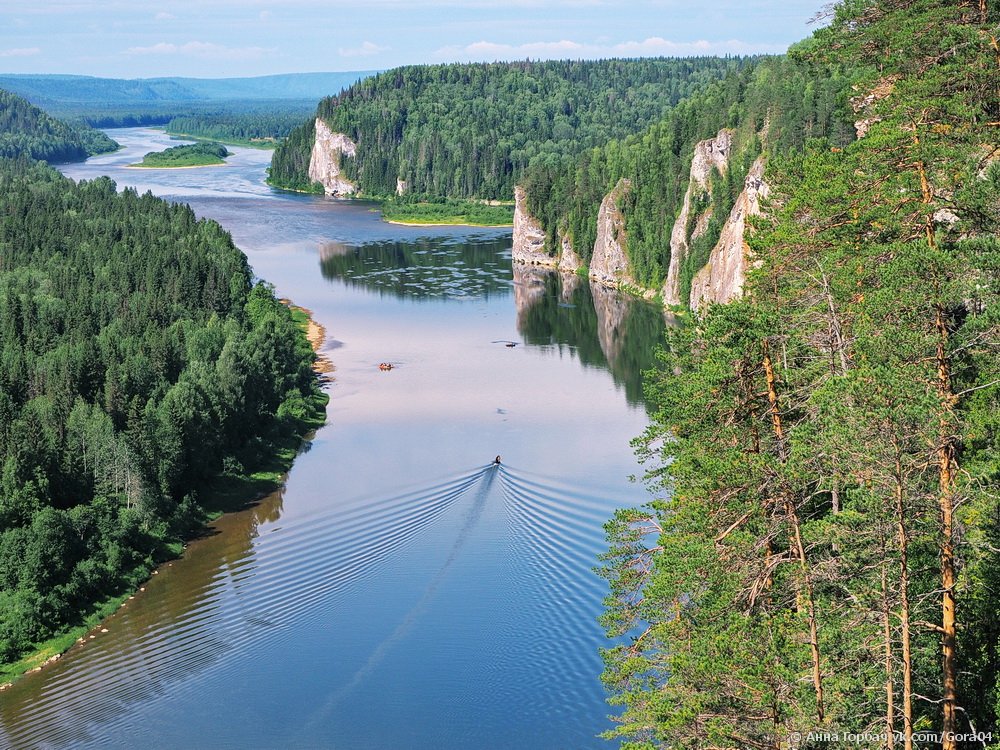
[1,0,828,79]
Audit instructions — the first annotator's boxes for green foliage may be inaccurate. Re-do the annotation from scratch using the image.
[379,196,513,226]
[133,142,230,168]
[266,116,322,192]
[269,57,751,198]
[163,101,318,146]
[0,88,118,162]
[601,1,1000,745]
[0,158,324,670]
[523,54,854,289]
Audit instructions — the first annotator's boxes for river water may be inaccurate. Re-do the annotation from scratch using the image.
[0,129,669,749]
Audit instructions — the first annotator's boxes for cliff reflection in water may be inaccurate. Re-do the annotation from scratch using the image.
[319,236,514,299]
[318,237,672,407]
[514,265,675,406]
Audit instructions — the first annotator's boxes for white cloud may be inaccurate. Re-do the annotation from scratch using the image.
[0,47,41,57]
[338,41,389,58]
[154,11,175,20]
[435,36,786,61]
[259,9,273,20]
[124,41,276,60]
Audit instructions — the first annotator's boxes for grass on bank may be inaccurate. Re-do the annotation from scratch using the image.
[131,142,230,168]
[379,197,514,226]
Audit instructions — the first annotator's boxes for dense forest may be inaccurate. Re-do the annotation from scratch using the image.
[521,54,856,290]
[268,57,752,198]
[163,104,316,146]
[0,102,325,672]
[599,1,1000,748]
[0,88,118,162]
[133,142,230,168]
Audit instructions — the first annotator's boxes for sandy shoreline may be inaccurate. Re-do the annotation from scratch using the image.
[280,299,335,376]
[124,163,230,170]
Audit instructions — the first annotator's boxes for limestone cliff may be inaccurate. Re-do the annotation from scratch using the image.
[308,119,358,196]
[689,155,769,311]
[557,233,582,274]
[662,129,733,306]
[512,185,555,267]
[589,178,634,288]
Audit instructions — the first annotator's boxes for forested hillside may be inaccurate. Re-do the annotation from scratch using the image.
[268,57,751,197]
[0,159,324,671]
[520,54,855,289]
[600,1,1000,748]
[0,89,118,162]
[163,103,316,145]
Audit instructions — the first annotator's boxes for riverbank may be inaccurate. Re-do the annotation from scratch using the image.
[384,218,513,228]
[378,197,514,227]
[125,162,229,170]
[161,129,278,150]
[0,299,330,688]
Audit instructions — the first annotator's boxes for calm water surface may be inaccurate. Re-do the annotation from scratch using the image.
[0,129,670,749]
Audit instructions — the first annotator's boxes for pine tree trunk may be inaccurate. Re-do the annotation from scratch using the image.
[881,557,896,750]
[762,340,825,724]
[894,452,914,750]
[935,304,958,750]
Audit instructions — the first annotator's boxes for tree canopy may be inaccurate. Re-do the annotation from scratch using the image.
[0,88,118,163]
[268,57,752,198]
[600,2,1000,747]
[0,157,323,669]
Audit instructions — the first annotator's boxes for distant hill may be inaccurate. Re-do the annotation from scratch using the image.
[0,72,377,107]
[0,87,118,162]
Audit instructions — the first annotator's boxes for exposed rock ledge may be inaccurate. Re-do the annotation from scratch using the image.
[512,185,554,267]
[589,178,635,289]
[308,119,357,196]
[689,155,769,311]
[662,128,733,306]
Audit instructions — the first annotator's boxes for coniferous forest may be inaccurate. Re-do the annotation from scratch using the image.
[0,92,324,670]
[0,89,118,163]
[596,1,1000,747]
[2,1,1000,747]
[268,58,752,197]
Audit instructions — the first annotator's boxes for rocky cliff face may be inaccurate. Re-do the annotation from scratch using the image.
[557,234,582,274]
[689,155,769,311]
[308,119,358,196]
[662,129,733,306]
[512,185,556,267]
[589,178,634,288]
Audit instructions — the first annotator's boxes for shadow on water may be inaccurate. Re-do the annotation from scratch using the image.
[319,236,514,300]
[513,265,678,406]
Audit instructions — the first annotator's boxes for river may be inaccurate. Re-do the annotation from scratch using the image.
[0,129,669,749]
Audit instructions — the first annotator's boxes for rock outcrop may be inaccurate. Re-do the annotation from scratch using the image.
[309,119,358,196]
[512,185,556,267]
[850,75,898,139]
[662,129,733,306]
[689,155,769,311]
[557,233,582,274]
[589,178,634,288]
